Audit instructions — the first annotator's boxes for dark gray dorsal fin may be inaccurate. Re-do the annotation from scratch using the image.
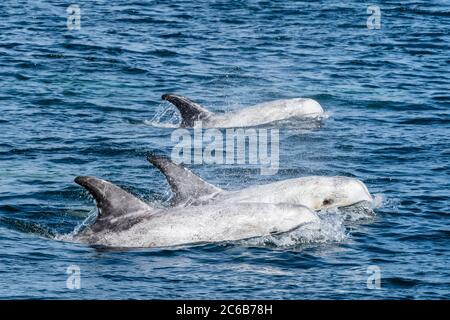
[147,154,222,205]
[162,93,212,127]
[75,176,151,218]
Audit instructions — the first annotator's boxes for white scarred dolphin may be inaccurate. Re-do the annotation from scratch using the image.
[161,94,324,128]
[73,176,319,248]
[147,155,373,210]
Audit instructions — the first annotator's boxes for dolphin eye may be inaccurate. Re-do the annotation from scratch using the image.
[323,199,333,206]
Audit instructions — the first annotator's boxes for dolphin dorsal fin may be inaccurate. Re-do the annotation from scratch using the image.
[75,176,152,218]
[147,154,222,206]
[162,93,212,127]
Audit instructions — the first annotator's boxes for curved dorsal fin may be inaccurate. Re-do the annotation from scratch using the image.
[147,154,222,206]
[75,176,152,218]
[162,93,212,127]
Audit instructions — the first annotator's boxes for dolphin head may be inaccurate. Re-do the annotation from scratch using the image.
[286,98,324,117]
[327,177,372,209]
[290,176,373,211]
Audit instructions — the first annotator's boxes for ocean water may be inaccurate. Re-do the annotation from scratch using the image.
[0,0,449,299]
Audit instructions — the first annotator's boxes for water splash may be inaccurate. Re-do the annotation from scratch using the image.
[144,103,181,128]
[239,213,347,249]
[319,197,382,224]
[238,198,382,249]
[373,194,399,212]
[54,208,98,241]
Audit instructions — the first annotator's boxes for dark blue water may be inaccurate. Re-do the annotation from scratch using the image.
[1,0,449,299]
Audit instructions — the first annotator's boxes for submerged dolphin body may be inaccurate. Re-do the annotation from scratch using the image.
[73,176,319,248]
[147,155,373,210]
[161,94,324,128]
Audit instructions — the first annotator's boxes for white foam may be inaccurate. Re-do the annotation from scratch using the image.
[238,198,382,249]
[239,213,347,249]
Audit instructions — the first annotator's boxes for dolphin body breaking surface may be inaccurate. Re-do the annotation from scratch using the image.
[148,155,373,210]
[70,156,372,248]
[73,176,319,248]
[161,94,324,128]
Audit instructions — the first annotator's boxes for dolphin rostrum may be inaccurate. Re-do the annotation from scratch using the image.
[147,155,373,209]
[161,94,324,128]
[73,176,319,248]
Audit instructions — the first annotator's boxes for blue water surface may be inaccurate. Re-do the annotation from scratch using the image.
[0,0,449,299]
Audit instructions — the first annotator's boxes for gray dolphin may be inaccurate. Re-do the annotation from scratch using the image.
[161,94,324,128]
[147,155,373,210]
[73,176,319,248]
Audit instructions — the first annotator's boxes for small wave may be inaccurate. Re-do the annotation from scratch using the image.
[0,217,55,239]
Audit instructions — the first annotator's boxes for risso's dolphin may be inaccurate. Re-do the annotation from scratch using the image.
[147,155,373,210]
[73,176,319,248]
[161,94,324,128]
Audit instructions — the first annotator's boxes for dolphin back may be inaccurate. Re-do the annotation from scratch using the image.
[162,93,212,127]
[147,154,222,205]
[74,176,154,232]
